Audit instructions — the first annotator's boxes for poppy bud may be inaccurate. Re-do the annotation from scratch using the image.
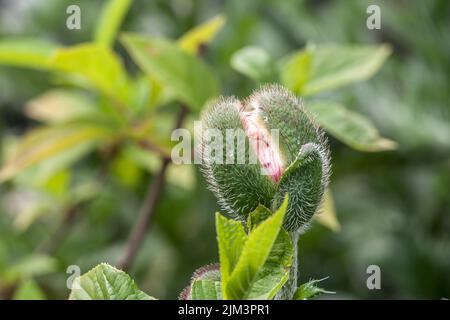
[200,85,330,232]
[179,263,220,300]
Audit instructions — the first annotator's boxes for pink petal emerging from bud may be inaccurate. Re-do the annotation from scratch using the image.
[238,101,284,183]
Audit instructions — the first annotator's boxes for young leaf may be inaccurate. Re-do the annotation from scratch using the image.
[0,38,58,70]
[281,44,391,95]
[247,204,272,231]
[223,196,288,299]
[178,15,226,54]
[231,46,276,82]
[52,44,131,104]
[218,204,293,300]
[314,189,340,232]
[0,124,110,182]
[294,278,335,300]
[215,213,247,287]
[69,263,155,300]
[94,0,133,46]
[247,229,293,299]
[307,101,397,152]
[11,142,93,191]
[191,280,223,300]
[121,34,218,111]
[280,48,311,93]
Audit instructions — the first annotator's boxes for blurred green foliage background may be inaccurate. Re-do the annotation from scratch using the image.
[0,0,449,299]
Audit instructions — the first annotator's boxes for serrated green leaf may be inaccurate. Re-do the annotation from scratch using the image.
[52,44,131,104]
[94,0,133,46]
[246,204,272,231]
[307,100,397,151]
[294,278,334,300]
[231,46,276,82]
[215,213,247,288]
[0,38,58,70]
[281,44,391,95]
[121,33,218,111]
[178,15,226,55]
[247,228,293,299]
[191,279,223,300]
[223,196,288,299]
[69,263,155,300]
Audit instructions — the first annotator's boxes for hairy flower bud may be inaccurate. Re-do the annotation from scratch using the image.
[179,263,220,300]
[200,85,330,232]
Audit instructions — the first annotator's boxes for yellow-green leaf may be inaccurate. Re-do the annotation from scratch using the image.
[215,213,247,288]
[52,44,131,104]
[121,33,218,111]
[247,226,293,300]
[0,38,58,70]
[281,44,391,96]
[94,0,133,46]
[11,142,92,190]
[224,196,288,299]
[0,124,110,182]
[280,48,311,93]
[307,100,397,152]
[178,15,226,54]
[294,278,334,300]
[314,189,340,232]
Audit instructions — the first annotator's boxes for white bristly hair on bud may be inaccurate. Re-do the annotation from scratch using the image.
[199,84,331,232]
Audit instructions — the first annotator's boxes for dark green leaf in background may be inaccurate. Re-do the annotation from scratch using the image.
[307,101,397,151]
[231,46,276,82]
[281,44,392,95]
